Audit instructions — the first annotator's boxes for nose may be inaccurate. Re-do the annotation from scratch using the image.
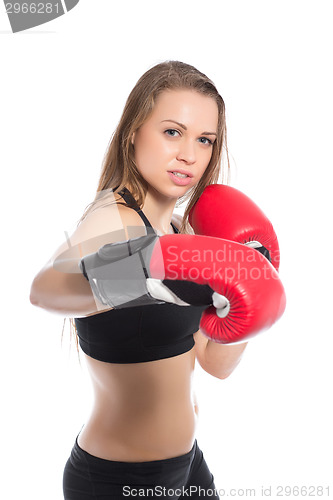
[176,139,196,165]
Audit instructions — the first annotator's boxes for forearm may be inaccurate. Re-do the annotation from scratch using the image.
[208,340,247,379]
[30,261,107,317]
[197,334,248,379]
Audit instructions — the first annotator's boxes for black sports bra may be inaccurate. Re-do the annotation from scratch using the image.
[74,188,206,364]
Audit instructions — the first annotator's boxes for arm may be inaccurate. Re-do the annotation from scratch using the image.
[30,201,147,317]
[30,258,99,317]
[193,329,248,380]
[188,184,285,375]
[173,210,248,377]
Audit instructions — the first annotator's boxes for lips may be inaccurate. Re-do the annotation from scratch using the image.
[167,169,193,178]
[167,171,193,186]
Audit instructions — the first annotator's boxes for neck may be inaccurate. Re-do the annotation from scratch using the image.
[142,187,177,235]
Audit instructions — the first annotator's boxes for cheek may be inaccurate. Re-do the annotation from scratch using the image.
[196,151,213,179]
[136,133,172,168]
[199,147,213,169]
[134,133,153,167]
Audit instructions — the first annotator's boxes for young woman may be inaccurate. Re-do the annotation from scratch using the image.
[30,61,249,499]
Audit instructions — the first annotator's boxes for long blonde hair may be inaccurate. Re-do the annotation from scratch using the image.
[86,60,229,232]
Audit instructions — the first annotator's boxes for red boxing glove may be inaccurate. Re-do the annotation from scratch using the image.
[189,184,280,271]
[150,234,286,344]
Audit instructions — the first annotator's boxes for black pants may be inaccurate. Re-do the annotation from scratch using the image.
[63,436,219,499]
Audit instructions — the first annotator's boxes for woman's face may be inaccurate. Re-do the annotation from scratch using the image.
[132,89,219,199]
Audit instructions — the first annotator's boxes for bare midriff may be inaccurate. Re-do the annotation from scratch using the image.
[77,348,198,462]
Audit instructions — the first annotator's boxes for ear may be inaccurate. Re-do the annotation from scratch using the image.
[131,132,136,145]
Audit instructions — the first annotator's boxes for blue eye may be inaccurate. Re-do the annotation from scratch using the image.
[165,129,180,137]
[199,137,213,145]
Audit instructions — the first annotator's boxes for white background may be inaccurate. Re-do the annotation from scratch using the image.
[1,1,332,498]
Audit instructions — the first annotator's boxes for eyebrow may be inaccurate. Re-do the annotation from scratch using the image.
[161,119,217,137]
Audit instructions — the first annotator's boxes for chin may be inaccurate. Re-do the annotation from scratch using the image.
[164,186,192,200]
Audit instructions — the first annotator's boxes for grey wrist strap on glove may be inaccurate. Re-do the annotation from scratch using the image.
[79,234,215,310]
[79,234,162,308]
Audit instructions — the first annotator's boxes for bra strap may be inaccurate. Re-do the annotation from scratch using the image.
[117,187,154,232]
[171,222,179,234]
[117,187,180,235]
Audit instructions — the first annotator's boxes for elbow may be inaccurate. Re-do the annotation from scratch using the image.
[214,369,233,380]
[200,361,234,380]
[29,270,52,310]
[29,275,64,314]
[29,279,43,308]
[29,291,37,307]
[214,359,244,380]
[29,281,63,315]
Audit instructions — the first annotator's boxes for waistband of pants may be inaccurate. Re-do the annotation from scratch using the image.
[71,435,198,474]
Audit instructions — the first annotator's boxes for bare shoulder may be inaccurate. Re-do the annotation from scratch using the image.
[71,199,146,244]
[50,197,147,268]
